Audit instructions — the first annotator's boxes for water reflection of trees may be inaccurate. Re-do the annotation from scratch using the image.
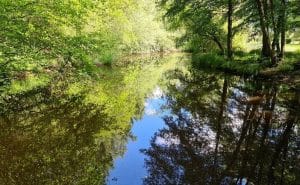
[143,70,299,185]
[0,85,130,185]
[0,54,187,185]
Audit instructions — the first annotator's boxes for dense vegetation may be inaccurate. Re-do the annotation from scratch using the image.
[1,0,299,79]
[0,0,176,81]
[158,0,300,74]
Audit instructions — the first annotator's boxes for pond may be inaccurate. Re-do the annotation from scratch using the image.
[0,54,299,185]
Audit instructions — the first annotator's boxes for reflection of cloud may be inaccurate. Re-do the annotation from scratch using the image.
[144,86,166,116]
[144,100,158,116]
[155,136,180,146]
[201,125,217,149]
[150,87,164,99]
[144,102,149,107]
[228,89,247,133]
[145,108,157,116]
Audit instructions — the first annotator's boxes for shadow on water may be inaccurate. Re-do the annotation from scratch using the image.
[142,69,299,185]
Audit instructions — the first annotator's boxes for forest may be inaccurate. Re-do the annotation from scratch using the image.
[0,0,299,185]
[1,0,299,78]
[159,0,300,74]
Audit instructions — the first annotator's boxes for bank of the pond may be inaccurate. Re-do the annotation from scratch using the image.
[191,52,300,85]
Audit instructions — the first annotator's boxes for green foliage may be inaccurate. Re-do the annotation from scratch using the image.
[159,0,300,73]
[158,0,226,52]
[192,48,300,75]
[0,0,176,78]
[192,53,262,75]
[192,53,225,68]
[277,50,300,71]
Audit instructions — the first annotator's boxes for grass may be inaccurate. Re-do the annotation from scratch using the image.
[276,50,300,72]
[192,53,264,75]
[285,44,300,52]
[192,47,300,76]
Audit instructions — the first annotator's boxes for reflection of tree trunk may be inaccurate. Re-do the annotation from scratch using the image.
[239,112,263,181]
[279,142,288,185]
[239,86,277,183]
[249,86,277,184]
[225,102,258,175]
[236,103,258,151]
[268,89,299,184]
[213,77,228,183]
[267,115,295,184]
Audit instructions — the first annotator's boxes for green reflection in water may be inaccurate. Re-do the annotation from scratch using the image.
[0,53,188,185]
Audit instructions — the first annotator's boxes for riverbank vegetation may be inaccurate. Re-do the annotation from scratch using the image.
[158,0,300,75]
[0,0,299,87]
[0,0,176,83]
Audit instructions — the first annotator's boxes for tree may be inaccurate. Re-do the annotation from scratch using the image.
[158,0,227,54]
[227,0,234,59]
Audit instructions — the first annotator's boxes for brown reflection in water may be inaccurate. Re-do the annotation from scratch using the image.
[142,70,299,185]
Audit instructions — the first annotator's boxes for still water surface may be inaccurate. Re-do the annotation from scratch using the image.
[0,54,299,185]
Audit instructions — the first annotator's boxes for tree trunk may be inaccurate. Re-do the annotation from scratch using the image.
[262,33,271,57]
[279,0,286,58]
[255,0,276,65]
[227,0,233,60]
[270,0,281,56]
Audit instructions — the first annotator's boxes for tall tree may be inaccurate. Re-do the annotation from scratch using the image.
[255,0,276,64]
[279,0,287,58]
[227,0,234,59]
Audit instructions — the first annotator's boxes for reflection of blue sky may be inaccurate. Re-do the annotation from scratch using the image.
[107,87,171,185]
[108,85,262,185]
[144,86,170,117]
[227,88,246,133]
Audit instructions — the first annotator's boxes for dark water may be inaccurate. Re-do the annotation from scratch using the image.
[0,54,299,185]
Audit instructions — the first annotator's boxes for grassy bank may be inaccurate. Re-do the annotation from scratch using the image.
[191,48,300,76]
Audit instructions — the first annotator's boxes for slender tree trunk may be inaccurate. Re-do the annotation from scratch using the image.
[271,32,280,56]
[256,0,271,57]
[227,0,233,60]
[279,0,286,58]
[255,0,276,65]
[270,0,281,56]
